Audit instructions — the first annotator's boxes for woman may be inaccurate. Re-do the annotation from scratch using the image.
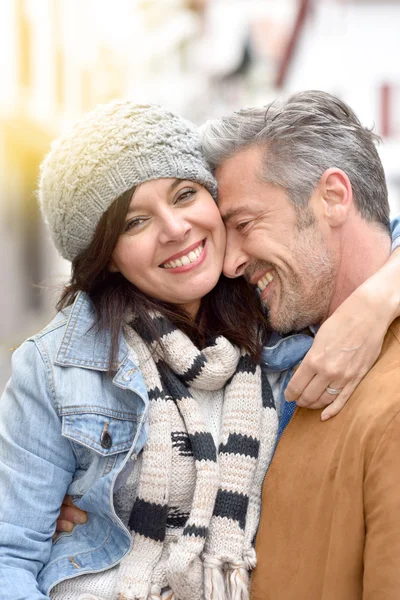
[0,100,399,600]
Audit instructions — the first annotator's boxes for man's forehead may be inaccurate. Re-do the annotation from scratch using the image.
[215,146,268,221]
[216,144,263,175]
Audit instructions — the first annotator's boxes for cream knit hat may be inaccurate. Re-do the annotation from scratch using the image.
[38,101,217,262]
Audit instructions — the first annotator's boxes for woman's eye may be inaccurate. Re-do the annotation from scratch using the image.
[175,188,196,204]
[124,217,146,232]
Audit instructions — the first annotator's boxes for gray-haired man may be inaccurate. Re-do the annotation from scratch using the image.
[202,91,400,600]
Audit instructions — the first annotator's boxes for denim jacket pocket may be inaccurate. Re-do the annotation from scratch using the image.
[61,410,138,466]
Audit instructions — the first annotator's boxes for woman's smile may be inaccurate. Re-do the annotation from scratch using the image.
[110,178,226,313]
[160,239,207,272]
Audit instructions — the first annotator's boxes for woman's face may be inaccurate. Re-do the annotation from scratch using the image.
[110,178,226,317]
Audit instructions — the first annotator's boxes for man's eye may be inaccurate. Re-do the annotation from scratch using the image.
[236,220,251,232]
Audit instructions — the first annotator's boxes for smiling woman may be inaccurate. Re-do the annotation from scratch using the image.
[0,101,272,600]
[109,178,226,317]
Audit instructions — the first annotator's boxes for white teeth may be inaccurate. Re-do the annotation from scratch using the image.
[162,243,204,269]
[257,272,274,291]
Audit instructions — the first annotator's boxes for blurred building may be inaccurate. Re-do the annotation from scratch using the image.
[0,0,128,385]
[274,0,400,214]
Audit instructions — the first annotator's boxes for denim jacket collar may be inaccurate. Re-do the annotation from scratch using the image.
[262,330,314,373]
[55,291,128,371]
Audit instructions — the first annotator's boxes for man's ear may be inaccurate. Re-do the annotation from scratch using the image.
[318,168,353,227]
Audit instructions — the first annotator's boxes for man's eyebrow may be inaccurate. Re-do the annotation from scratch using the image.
[221,206,250,224]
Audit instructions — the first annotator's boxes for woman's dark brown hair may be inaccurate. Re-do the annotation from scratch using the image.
[58,186,270,371]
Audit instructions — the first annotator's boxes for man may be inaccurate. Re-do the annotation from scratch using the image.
[201,90,400,599]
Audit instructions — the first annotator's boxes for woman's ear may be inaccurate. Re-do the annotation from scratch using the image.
[108,258,119,273]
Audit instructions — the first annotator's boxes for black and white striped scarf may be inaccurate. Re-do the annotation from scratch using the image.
[116,315,278,600]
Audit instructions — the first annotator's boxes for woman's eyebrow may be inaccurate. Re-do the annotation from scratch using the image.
[126,179,183,217]
[168,178,183,193]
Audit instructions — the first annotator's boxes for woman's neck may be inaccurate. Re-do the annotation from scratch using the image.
[178,299,201,320]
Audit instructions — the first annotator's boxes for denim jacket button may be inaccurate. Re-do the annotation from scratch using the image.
[101,430,112,449]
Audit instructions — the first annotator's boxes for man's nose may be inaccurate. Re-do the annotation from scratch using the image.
[223,236,249,278]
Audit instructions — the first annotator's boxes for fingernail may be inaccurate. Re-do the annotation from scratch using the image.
[76,515,87,524]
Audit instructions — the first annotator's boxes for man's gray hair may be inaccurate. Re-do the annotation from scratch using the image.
[201,90,390,232]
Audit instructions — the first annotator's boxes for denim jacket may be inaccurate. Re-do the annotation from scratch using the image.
[0,292,149,599]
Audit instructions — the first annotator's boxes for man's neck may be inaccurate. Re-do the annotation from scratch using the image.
[325,219,391,320]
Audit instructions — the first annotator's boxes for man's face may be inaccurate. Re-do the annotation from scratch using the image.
[216,145,337,333]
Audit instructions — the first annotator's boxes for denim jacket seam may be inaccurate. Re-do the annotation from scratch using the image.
[31,337,60,414]
[102,455,118,476]
[57,295,85,360]
[57,357,111,367]
[68,440,81,466]
[28,317,68,342]
[59,406,138,420]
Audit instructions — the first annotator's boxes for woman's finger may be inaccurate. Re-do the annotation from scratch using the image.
[294,374,332,408]
[55,519,74,533]
[58,502,88,526]
[303,378,346,409]
[284,361,315,402]
[321,381,360,421]
[63,494,74,507]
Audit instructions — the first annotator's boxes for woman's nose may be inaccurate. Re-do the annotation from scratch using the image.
[223,235,249,278]
[159,212,191,244]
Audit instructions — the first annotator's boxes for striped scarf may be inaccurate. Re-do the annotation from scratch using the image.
[116,315,278,600]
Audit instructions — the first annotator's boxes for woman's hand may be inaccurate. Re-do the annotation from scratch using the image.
[56,495,88,533]
[285,247,400,420]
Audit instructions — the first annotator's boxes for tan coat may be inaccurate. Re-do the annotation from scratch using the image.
[251,319,400,600]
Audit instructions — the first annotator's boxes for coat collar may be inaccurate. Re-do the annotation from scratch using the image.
[55,291,128,371]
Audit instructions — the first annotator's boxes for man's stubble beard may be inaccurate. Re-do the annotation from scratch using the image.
[267,228,337,334]
[245,225,337,334]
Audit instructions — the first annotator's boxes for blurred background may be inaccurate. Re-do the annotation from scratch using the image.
[1,0,400,388]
